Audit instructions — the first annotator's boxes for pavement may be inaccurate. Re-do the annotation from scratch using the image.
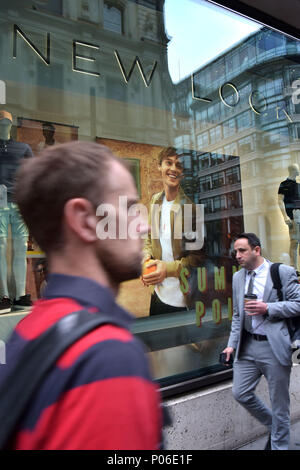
[236,418,300,450]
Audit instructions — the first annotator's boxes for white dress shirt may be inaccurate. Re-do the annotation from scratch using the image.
[245,258,269,335]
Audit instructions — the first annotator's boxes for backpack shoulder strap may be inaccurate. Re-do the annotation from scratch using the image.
[269,264,300,346]
[0,309,121,449]
[270,262,283,301]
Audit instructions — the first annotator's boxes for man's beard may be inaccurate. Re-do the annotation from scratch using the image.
[98,245,142,286]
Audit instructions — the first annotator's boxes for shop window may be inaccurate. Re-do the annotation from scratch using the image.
[2,0,300,400]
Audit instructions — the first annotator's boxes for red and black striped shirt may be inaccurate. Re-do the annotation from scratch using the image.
[0,274,162,450]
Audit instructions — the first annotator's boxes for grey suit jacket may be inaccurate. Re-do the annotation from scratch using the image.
[227,260,300,366]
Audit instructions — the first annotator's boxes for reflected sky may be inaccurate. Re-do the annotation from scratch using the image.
[165,0,262,83]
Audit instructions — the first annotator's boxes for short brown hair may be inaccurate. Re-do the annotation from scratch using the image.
[14,141,121,253]
[158,146,179,165]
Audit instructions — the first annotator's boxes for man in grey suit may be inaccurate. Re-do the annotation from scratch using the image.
[223,232,300,450]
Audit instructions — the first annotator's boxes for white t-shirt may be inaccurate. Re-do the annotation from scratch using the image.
[155,196,185,307]
[37,140,58,151]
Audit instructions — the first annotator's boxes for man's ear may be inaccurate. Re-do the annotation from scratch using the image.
[64,198,98,243]
[254,245,261,256]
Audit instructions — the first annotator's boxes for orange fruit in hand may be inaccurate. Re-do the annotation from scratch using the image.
[143,261,156,275]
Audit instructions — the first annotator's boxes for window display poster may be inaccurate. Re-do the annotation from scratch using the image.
[96,137,243,319]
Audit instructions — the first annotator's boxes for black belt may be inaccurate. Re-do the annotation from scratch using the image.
[244,330,268,341]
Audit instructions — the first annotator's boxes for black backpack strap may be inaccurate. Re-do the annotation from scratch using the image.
[0,309,120,449]
[269,263,300,344]
[270,263,283,301]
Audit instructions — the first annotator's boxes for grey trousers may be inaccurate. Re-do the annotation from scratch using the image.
[232,335,291,450]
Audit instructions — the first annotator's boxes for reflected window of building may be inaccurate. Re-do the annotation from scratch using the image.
[196,109,208,128]
[209,125,222,144]
[238,135,254,154]
[211,152,224,166]
[199,175,211,192]
[258,30,285,53]
[200,198,213,214]
[197,131,209,148]
[35,0,63,15]
[183,154,192,170]
[103,2,123,34]
[212,171,225,189]
[227,191,242,209]
[291,67,300,83]
[224,142,238,159]
[264,127,289,147]
[225,166,240,184]
[212,195,226,212]
[223,118,236,138]
[237,111,253,131]
[198,152,210,169]
[211,59,225,83]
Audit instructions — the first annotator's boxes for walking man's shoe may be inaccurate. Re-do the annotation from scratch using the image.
[264,433,271,450]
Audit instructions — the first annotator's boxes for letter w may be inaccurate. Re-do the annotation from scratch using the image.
[114,50,157,87]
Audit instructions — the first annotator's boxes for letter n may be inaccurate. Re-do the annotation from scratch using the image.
[13,24,50,65]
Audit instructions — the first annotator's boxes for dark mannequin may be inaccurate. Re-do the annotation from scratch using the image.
[278,163,300,271]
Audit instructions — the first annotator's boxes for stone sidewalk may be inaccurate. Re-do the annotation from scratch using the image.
[236,418,300,450]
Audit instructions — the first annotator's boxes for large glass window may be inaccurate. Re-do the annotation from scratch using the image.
[0,0,299,395]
